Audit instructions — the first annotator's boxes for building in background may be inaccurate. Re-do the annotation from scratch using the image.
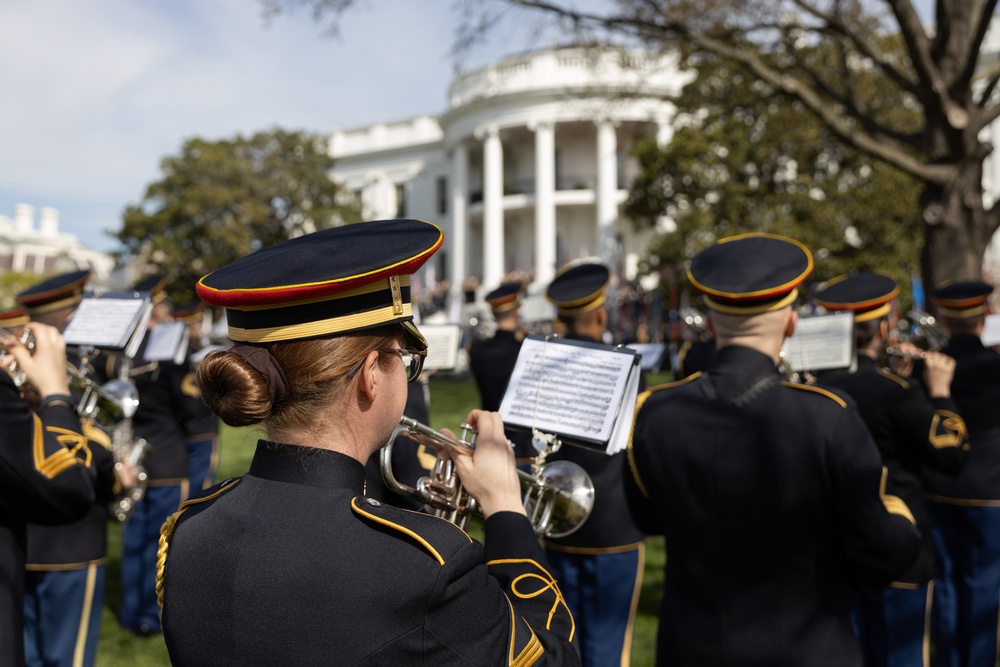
[0,203,113,283]
[329,46,690,322]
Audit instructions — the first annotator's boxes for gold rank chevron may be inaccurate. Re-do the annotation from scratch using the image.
[34,416,89,479]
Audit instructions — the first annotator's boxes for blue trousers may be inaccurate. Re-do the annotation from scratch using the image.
[23,564,104,667]
[927,502,1000,667]
[120,483,185,634]
[545,543,644,667]
[187,438,218,493]
[851,583,930,667]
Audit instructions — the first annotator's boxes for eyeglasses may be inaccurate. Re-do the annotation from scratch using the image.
[346,347,426,383]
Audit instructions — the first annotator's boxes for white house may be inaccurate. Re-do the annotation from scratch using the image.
[0,204,113,284]
[329,46,691,314]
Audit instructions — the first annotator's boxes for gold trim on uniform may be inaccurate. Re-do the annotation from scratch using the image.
[34,416,87,479]
[26,294,84,316]
[542,541,645,556]
[511,628,544,667]
[627,373,703,500]
[929,410,968,449]
[181,372,201,399]
[26,557,107,571]
[704,289,798,315]
[880,467,916,525]
[488,558,574,638]
[556,292,607,317]
[157,479,242,610]
[351,498,449,565]
[81,419,112,449]
[781,382,848,408]
[228,303,413,343]
[620,541,645,667]
[876,368,910,390]
[73,563,99,667]
[924,494,1000,507]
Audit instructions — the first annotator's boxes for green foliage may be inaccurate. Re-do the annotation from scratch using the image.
[627,51,923,298]
[115,128,361,305]
[0,271,52,310]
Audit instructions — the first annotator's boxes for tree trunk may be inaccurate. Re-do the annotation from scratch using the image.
[920,160,993,310]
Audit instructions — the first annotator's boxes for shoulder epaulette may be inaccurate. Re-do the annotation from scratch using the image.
[156,477,242,610]
[645,371,702,396]
[351,497,472,565]
[781,381,848,408]
[876,368,910,390]
[626,376,700,499]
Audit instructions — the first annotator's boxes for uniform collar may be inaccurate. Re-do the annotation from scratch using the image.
[946,333,985,352]
[563,332,600,344]
[248,440,366,493]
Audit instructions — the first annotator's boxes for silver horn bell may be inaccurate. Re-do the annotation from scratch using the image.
[381,416,595,539]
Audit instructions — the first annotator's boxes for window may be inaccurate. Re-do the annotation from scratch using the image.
[395,183,407,218]
[436,176,448,215]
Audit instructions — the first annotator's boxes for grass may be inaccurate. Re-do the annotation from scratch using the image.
[96,374,669,666]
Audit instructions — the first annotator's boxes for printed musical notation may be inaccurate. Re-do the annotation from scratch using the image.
[419,324,461,371]
[63,294,152,358]
[499,336,640,454]
[780,312,855,373]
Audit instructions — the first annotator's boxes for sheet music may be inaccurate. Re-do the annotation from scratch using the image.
[419,324,461,371]
[982,313,1000,347]
[780,312,855,372]
[144,322,190,363]
[499,336,639,452]
[63,296,150,350]
[626,343,667,372]
[519,294,555,324]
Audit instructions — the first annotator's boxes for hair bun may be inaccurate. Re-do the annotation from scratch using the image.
[197,349,273,427]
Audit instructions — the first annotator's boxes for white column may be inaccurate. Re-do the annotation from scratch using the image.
[449,143,468,324]
[596,120,618,269]
[992,121,1000,207]
[481,125,505,289]
[533,121,557,287]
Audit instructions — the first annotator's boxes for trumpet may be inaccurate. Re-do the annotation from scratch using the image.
[381,416,595,539]
[0,326,34,386]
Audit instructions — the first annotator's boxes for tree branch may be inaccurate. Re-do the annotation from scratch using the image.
[788,0,918,95]
[957,0,1000,92]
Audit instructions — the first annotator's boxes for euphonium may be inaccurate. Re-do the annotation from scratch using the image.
[107,419,149,523]
[380,416,595,538]
[66,363,140,426]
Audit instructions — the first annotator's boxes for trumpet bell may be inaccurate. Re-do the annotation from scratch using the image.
[101,379,140,419]
[523,460,595,538]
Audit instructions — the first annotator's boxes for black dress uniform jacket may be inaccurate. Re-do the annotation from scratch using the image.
[820,355,967,583]
[626,346,922,667]
[130,357,194,484]
[160,441,580,666]
[923,334,1000,501]
[544,333,645,552]
[469,329,522,411]
[468,330,536,461]
[0,373,95,667]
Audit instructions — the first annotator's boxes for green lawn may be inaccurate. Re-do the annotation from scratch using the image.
[96,375,667,666]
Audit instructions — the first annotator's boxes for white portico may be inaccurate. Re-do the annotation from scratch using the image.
[329,47,689,311]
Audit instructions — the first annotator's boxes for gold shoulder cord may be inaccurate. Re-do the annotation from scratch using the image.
[156,479,242,611]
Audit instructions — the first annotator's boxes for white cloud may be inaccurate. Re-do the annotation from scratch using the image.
[0,0,464,249]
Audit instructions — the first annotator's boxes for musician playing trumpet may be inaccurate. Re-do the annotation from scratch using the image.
[9,270,123,667]
[157,219,580,666]
[815,272,969,667]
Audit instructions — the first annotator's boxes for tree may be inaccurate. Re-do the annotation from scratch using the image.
[116,128,360,304]
[264,0,1000,295]
[627,52,924,302]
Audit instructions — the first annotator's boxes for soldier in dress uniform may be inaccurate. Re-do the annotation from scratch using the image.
[921,280,1000,667]
[542,262,645,667]
[172,299,220,493]
[0,319,97,667]
[815,272,969,667]
[157,219,580,665]
[16,271,119,667]
[468,281,534,462]
[626,233,922,666]
[118,275,194,636]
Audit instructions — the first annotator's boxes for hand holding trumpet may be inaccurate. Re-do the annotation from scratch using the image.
[2,323,72,399]
[439,410,527,519]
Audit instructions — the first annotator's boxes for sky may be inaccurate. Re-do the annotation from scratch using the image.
[0,0,940,254]
[0,0,526,251]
